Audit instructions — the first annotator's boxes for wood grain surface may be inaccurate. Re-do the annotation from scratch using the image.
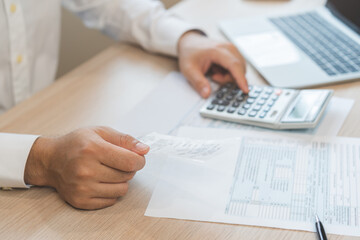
[0,0,359,239]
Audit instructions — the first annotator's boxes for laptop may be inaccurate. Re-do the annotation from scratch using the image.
[220,0,360,88]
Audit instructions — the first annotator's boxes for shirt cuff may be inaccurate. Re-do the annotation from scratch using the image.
[150,15,203,57]
[0,133,39,188]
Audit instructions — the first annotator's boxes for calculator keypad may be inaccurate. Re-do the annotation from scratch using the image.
[205,83,288,121]
[200,83,333,129]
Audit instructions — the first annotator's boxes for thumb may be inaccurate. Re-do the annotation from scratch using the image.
[94,126,150,155]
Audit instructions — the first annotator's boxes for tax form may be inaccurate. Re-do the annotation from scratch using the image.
[145,128,360,237]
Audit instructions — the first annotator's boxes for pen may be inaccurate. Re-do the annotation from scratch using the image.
[315,214,328,240]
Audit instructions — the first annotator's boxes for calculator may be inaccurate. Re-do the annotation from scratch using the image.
[200,83,333,129]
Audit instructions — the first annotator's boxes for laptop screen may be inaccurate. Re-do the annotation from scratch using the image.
[327,0,360,32]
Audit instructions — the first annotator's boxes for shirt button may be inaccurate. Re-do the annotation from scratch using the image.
[17,55,23,64]
[10,3,17,13]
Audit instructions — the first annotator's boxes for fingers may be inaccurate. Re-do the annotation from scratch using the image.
[92,182,129,199]
[84,198,118,210]
[67,182,128,210]
[225,44,247,74]
[96,164,136,183]
[211,72,233,84]
[179,34,248,97]
[59,180,129,210]
[182,65,212,98]
[210,46,249,93]
[100,143,146,172]
[69,197,118,210]
[94,127,149,155]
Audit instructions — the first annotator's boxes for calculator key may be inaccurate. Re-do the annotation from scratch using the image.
[227,107,236,113]
[267,100,275,106]
[271,95,279,101]
[259,112,267,118]
[217,100,230,106]
[248,92,260,98]
[243,104,251,109]
[253,105,262,111]
[275,89,283,96]
[248,110,258,117]
[207,104,215,110]
[261,94,270,100]
[238,109,247,115]
[253,87,263,94]
[223,100,230,106]
[230,89,239,95]
[257,99,266,105]
[264,87,273,94]
[226,95,234,101]
[216,92,224,99]
[263,106,271,112]
[220,88,229,93]
[211,99,218,105]
[217,106,225,112]
[236,95,244,102]
[246,98,255,104]
[232,102,240,108]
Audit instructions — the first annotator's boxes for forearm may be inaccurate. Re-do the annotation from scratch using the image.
[62,0,200,56]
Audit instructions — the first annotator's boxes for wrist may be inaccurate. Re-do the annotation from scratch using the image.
[24,136,54,186]
[178,30,206,53]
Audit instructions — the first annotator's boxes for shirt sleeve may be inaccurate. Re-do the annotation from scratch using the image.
[61,0,201,57]
[0,133,39,188]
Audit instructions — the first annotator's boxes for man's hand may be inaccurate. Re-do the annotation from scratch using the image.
[24,127,149,210]
[178,31,249,98]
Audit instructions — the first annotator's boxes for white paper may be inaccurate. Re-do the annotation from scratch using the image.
[117,72,354,138]
[146,128,360,237]
[116,72,201,137]
[142,132,240,220]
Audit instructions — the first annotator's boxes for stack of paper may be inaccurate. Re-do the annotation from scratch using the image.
[143,128,360,237]
[118,72,357,236]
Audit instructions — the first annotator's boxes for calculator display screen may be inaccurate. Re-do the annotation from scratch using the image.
[282,90,330,123]
[287,93,319,120]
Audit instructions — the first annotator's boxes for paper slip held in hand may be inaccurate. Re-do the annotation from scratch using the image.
[143,129,360,237]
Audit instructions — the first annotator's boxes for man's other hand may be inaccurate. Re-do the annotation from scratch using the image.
[24,127,149,210]
[178,31,249,98]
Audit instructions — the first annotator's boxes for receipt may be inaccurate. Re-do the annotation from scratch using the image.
[141,133,230,161]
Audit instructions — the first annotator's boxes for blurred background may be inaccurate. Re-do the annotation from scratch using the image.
[57,0,181,78]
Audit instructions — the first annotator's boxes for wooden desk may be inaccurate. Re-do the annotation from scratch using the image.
[0,0,359,239]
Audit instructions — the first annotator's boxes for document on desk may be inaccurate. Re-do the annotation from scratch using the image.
[117,72,354,137]
[145,128,360,236]
[142,132,240,221]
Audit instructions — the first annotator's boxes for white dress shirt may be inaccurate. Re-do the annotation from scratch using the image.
[0,0,196,188]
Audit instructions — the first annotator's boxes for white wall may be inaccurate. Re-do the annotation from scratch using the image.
[57,0,181,78]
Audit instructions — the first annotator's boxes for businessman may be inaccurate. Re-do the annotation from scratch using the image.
[0,0,248,209]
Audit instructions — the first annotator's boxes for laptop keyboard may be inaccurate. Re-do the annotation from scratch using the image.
[270,12,360,76]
